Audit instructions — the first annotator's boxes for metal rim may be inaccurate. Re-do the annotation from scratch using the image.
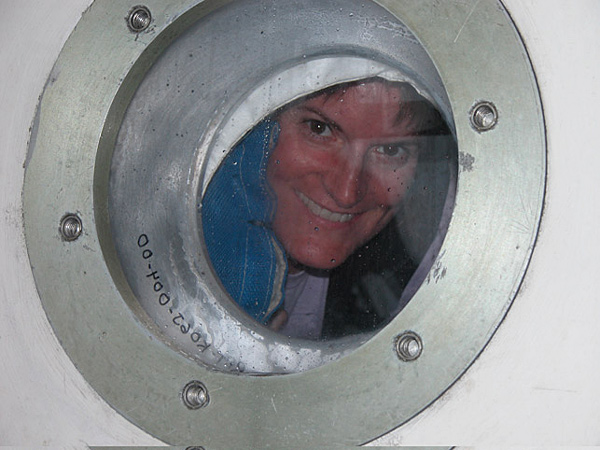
[23,0,545,446]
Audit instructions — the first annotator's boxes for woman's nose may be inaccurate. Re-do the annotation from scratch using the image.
[322,145,368,209]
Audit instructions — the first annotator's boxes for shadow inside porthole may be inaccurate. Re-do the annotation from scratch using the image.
[201,76,457,344]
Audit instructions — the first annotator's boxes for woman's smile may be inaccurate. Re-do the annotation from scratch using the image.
[296,191,355,224]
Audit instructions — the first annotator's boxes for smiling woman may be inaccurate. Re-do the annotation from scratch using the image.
[202,77,454,340]
[269,79,447,272]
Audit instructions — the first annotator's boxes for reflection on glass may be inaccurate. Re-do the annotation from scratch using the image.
[202,77,454,340]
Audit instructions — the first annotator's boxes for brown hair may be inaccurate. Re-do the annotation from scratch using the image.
[278,77,451,138]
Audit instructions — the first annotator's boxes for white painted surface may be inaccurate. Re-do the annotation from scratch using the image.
[0,1,163,446]
[1,0,599,446]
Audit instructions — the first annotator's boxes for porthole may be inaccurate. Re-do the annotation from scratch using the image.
[23,0,545,446]
[109,2,457,373]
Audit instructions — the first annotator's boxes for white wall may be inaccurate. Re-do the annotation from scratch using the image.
[0,0,162,446]
[1,0,598,446]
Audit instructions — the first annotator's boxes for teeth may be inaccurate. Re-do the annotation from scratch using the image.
[297,192,354,223]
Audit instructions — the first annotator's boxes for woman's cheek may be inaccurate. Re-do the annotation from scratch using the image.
[373,168,415,205]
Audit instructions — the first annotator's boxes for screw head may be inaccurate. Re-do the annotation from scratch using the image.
[470,101,498,132]
[59,214,83,241]
[182,381,209,410]
[395,331,423,361]
[127,6,152,32]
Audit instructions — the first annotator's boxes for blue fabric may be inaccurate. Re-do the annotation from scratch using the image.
[201,119,286,323]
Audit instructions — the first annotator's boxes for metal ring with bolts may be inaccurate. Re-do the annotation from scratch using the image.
[23,0,545,446]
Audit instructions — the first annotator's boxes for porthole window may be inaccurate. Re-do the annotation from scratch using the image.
[201,78,456,341]
[109,2,456,373]
[23,0,545,445]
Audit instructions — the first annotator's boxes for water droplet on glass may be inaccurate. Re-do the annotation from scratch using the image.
[330,259,336,264]
[314,227,319,231]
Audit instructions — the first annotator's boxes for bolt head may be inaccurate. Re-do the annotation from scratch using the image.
[127,6,152,32]
[395,331,423,361]
[182,381,210,410]
[470,101,498,132]
[59,214,83,241]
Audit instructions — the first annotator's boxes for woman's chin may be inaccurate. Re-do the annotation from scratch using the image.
[287,248,351,273]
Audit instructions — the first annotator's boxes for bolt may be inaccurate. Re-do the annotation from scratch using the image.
[182,381,209,410]
[59,214,83,241]
[470,101,498,132]
[395,331,423,361]
[127,6,151,32]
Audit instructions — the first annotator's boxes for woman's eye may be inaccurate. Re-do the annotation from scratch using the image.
[307,120,332,137]
[374,144,407,157]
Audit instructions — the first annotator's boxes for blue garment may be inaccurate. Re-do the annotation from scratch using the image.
[201,120,287,323]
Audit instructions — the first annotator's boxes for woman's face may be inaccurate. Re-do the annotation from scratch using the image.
[267,81,423,271]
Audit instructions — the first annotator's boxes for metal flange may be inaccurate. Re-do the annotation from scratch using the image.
[23,0,545,446]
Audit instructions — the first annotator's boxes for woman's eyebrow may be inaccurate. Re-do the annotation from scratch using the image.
[297,106,343,133]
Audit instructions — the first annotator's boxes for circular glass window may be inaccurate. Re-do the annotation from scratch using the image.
[201,76,455,340]
[108,0,456,374]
